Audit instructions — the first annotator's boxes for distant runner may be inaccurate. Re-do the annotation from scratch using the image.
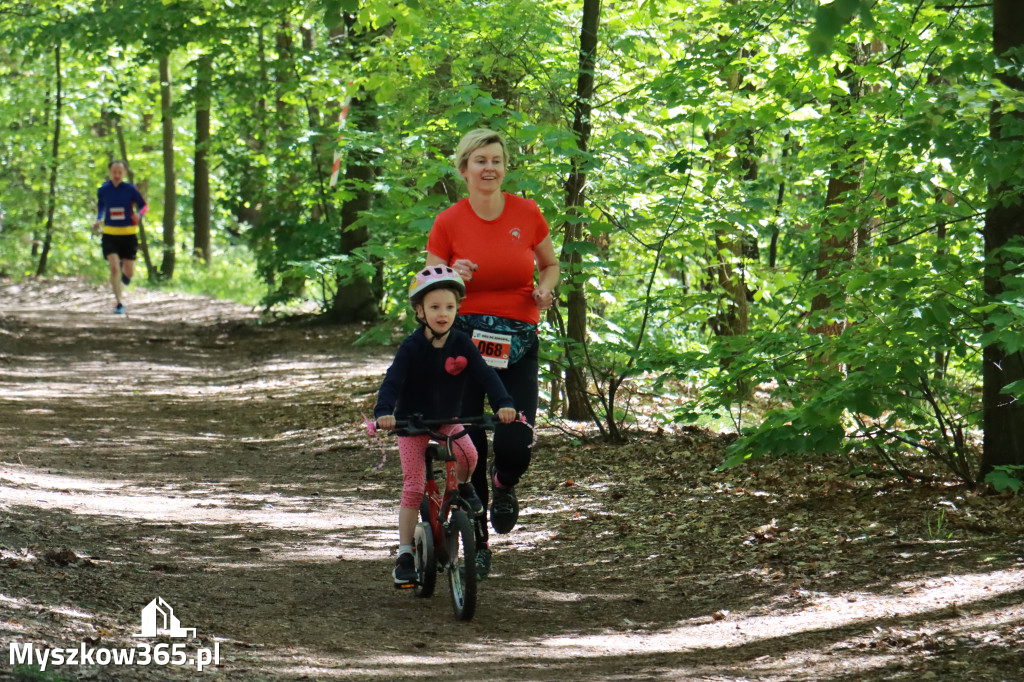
[93,160,147,314]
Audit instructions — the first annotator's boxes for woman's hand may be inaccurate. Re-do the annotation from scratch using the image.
[497,407,517,424]
[377,415,396,430]
[532,287,554,311]
[451,258,478,282]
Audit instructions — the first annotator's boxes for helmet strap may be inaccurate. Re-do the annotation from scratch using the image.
[415,310,449,343]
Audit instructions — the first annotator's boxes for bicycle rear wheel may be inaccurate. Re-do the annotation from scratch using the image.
[445,509,477,621]
[413,521,436,598]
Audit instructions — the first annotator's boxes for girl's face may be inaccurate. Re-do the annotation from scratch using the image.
[109,163,126,185]
[417,288,459,335]
[459,142,505,196]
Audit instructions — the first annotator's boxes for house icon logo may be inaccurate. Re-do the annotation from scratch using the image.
[133,597,197,639]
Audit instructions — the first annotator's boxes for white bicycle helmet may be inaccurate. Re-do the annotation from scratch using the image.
[407,265,466,304]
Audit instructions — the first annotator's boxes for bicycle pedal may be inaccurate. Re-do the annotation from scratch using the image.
[394,581,415,590]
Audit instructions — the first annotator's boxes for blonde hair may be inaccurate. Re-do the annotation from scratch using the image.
[455,129,508,172]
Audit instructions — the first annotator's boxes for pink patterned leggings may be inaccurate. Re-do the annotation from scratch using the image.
[398,424,478,509]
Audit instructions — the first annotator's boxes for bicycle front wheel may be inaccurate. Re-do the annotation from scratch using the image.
[445,509,477,621]
[413,521,436,598]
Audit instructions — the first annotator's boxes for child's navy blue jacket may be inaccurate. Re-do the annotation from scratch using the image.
[374,328,514,420]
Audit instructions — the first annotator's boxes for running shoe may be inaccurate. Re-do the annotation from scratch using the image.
[121,274,131,286]
[489,467,519,534]
[114,303,125,315]
[393,553,416,588]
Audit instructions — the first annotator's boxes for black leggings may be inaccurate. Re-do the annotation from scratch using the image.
[465,342,538,513]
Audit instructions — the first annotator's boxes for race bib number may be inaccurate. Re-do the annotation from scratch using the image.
[110,207,126,221]
[472,330,511,369]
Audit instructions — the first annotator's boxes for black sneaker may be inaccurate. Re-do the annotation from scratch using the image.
[475,545,492,581]
[121,274,131,286]
[458,483,484,517]
[490,470,519,534]
[393,553,415,588]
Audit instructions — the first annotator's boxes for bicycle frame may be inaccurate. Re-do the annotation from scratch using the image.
[422,441,461,565]
[404,415,495,556]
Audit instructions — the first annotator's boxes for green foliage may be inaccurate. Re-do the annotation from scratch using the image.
[985,466,1024,494]
[147,244,264,305]
[926,507,955,540]
[0,0,1018,481]
[7,664,71,682]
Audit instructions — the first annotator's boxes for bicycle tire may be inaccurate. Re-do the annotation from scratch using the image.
[445,509,477,621]
[413,521,436,598]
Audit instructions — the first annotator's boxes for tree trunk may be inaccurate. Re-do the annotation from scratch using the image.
[328,91,381,323]
[809,49,868,337]
[193,52,212,265]
[114,118,154,278]
[234,27,268,266]
[981,0,1024,475]
[272,24,306,299]
[159,55,176,279]
[560,0,600,421]
[326,14,388,323]
[35,43,62,277]
[301,26,331,224]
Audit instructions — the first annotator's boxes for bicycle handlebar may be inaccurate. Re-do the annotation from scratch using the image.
[380,414,499,436]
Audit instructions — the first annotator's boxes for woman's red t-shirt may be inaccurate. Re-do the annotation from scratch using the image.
[427,193,550,325]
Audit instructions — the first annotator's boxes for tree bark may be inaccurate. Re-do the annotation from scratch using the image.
[560,0,600,421]
[327,89,381,323]
[326,14,387,323]
[159,55,177,278]
[809,48,869,338]
[193,52,212,265]
[114,120,154,278]
[35,43,62,277]
[981,0,1024,475]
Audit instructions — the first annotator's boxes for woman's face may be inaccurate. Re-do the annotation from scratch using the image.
[109,163,126,185]
[459,142,505,196]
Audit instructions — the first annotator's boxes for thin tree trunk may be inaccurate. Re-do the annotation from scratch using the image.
[981,0,1024,476]
[193,53,212,264]
[809,49,868,338]
[272,24,305,299]
[159,55,176,279]
[328,90,381,323]
[115,119,154,278]
[36,43,62,277]
[560,0,600,421]
[326,14,388,323]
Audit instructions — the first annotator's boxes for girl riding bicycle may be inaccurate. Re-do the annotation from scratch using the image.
[374,265,517,587]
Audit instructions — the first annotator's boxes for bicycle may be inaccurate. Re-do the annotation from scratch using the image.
[380,414,497,621]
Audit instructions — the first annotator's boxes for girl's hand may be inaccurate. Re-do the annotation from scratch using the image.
[451,258,478,282]
[377,415,396,430]
[497,407,516,424]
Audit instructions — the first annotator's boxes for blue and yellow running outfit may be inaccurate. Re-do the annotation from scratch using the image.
[96,180,147,235]
[96,181,147,260]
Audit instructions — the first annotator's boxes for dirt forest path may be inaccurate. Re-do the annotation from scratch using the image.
[1,278,1023,682]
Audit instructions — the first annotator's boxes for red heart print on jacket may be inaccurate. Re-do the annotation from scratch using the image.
[445,356,468,375]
